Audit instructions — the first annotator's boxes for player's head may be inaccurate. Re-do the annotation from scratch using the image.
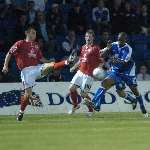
[118,32,127,46]
[25,25,36,41]
[85,29,95,45]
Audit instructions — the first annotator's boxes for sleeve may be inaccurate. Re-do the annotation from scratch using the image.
[9,41,22,55]
[111,42,116,53]
[122,46,132,62]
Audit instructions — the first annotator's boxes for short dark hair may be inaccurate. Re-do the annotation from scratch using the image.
[86,29,95,37]
[25,24,36,32]
[118,32,127,38]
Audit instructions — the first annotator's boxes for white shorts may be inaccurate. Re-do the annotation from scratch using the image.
[21,64,44,89]
[71,70,94,93]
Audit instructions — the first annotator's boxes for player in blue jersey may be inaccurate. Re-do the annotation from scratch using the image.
[85,32,148,117]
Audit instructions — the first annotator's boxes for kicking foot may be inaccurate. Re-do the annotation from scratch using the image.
[83,98,100,112]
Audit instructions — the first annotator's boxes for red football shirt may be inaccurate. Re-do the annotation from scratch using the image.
[9,40,43,70]
[79,44,103,76]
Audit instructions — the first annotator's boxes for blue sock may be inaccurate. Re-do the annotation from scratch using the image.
[125,93,136,103]
[92,87,106,108]
[136,95,147,114]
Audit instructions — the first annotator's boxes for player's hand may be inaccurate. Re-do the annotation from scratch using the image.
[111,56,117,63]
[107,40,112,49]
[2,65,8,74]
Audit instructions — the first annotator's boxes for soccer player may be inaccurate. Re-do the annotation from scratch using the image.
[2,25,75,121]
[86,32,148,117]
[68,29,103,116]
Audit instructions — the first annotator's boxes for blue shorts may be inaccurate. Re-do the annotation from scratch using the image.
[106,71,137,90]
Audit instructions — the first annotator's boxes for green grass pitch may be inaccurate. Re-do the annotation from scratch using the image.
[0,112,150,150]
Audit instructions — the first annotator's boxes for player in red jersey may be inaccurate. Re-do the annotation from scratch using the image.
[68,29,104,116]
[2,25,75,121]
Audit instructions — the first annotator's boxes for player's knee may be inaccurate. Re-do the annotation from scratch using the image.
[80,90,87,98]
[42,63,54,76]
[116,90,125,98]
[69,85,77,92]
[102,79,112,88]
[129,86,140,96]
[24,93,31,100]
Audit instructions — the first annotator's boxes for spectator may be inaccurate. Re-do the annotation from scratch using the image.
[34,11,51,43]
[2,4,17,47]
[15,14,28,40]
[122,1,139,34]
[11,0,27,11]
[138,4,150,35]
[46,3,66,36]
[110,0,123,33]
[68,2,87,34]
[26,0,37,24]
[32,0,45,11]
[99,30,111,48]
[137,65,150,81]
[61,30,79,57]
[92,0,110,33]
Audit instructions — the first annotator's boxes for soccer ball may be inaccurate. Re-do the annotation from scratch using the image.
[93,67,106,80]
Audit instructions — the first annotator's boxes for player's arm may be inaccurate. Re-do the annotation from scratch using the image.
[2,41,20,74]
[2,52,12,74]
[100,40,112,58]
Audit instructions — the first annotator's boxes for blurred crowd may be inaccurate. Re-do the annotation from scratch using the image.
[0,0,150,82]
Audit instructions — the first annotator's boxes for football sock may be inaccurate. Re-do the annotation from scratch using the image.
[136,95,147,114]
[85,95,93,112]
[125,93,136,103]
[92,87,106,107]
[70,90,78,107]
[20,95,29,113]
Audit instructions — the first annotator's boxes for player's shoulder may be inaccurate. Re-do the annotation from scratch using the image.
[93,44,100,49]
[123,43,132,52]
[81,44,87,51]
[112,41,118,45]
[12,40,25,48]
[15,40,25,45]
[125,43,132,49]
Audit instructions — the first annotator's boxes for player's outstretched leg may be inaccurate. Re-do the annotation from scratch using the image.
[42,52,77,76]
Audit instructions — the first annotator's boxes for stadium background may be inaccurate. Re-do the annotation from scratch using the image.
[0,1,150,150]
[0,0,150,82]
